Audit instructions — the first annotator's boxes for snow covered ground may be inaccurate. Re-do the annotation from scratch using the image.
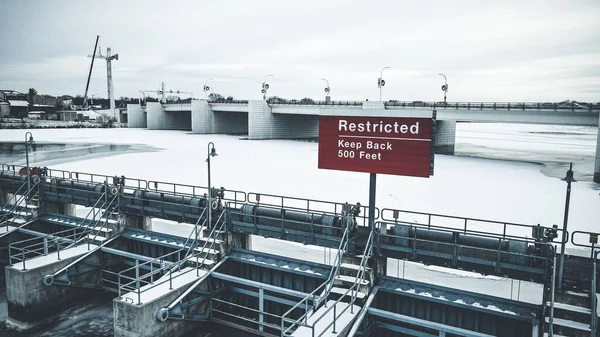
[0,123,598,305]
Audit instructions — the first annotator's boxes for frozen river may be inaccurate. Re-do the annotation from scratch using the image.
[0,122,598,336]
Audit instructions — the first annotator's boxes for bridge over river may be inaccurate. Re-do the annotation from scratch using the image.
[124,100,600,183]
[0,164,598,337]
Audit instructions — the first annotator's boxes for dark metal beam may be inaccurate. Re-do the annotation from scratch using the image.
[211,272,319,300]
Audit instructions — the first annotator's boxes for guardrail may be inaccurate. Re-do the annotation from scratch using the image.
[115,209,224,305]
[7,189,116,270]
[381,208,567,244]
[591,251,598,337]
[0,179,37,229]
[247,192,374,228]
[282,227,373,337]
[281,223,350,335]
[376,220,553,278]
[571,230,600,254]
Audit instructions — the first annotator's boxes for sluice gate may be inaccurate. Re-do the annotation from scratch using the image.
[0,163,598,337]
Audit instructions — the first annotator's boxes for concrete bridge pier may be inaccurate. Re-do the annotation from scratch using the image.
[123,213,152,231]
[191,99,248,134]
[147,102,167,130]
[127,104,147,128]
[595,114,600,183]
[248,100,319,139]
[433,120,456,155]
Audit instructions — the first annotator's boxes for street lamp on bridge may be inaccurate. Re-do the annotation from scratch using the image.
[321,78,331,102]
[261,74,274,100]
[378,67,390,101]
[203,78,213,99]
[439,73,448,105]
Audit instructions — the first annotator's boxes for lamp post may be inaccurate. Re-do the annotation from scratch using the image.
[321,78,331,102]
[378,67,390,101]
[557,162,576,290]
[438,73,448,104]
[206,142,218,230]
[203,78,213,99]
[261,74,274,100]
[24,132,33,195]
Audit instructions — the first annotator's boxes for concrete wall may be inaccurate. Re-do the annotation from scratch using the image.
[147,102,166,130]
[127,104,147,128]
[248,100,319,139]
[433,120,456,154]
[40,201,76,217]
[191,100,248,134]
[113,277,209,337]
[5,256,88,328]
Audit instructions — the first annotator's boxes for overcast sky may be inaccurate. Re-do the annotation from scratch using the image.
[1,0,599,102]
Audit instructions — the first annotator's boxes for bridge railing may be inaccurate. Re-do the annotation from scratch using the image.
[385,101,600,111]
[381,208,568,245]
[246,192,375,228]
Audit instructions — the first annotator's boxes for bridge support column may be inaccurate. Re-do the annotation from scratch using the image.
[248,100,318,139]
[231,232,252,250]
[433,120,456,154]
[123,213,152,231]
[127,104,147,128]
[4,255,90,329]
[113,275,210,337]
[192,99,249,134]
[146,102,167,130]
[595,114,600,183]
[191,99,213,133]
[40,201,76,217]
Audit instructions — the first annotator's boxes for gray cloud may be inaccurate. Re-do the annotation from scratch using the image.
[0,0,599,102]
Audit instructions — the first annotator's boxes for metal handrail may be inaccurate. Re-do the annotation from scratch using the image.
[247,192,375,224]
[591,251,598,337]
[83,194,119,250]
[117,210,226,304]
[69,190,109,244]
[378,225,550,260]
[1,181,39,229]
[381,208,567,244]
[116,207,208,283]
[352,230,374,305]
[571,230,600,250]
[182,208,208,259]
[8,226,86,270]
[281,221,350,336]
[0,179,30,224]
[378,219,567,246]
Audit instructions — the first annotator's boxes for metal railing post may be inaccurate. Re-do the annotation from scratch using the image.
[332,304,337,333]
[136,259,141,304]
[21,249,26,270]
[592,251,598,337]
[56,239,61,260]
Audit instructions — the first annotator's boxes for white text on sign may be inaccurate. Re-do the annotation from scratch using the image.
[338,120,420,134]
